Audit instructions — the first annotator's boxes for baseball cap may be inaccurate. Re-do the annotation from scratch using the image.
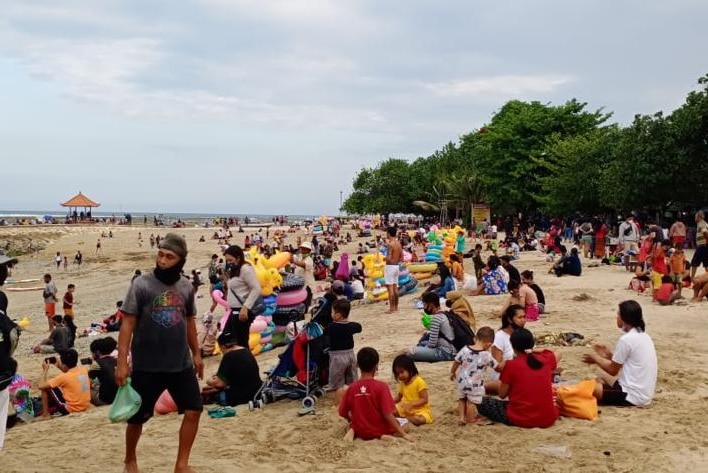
[217,332,238,346]
[299,242,312,251]
[332,280,345,293]
[0,249,18,266]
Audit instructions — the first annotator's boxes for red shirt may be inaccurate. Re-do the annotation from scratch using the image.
[655,282,675,303]
[63,291,73,310]
[339,379,396,440]
[652,247,667,275]
[500,350,558,428]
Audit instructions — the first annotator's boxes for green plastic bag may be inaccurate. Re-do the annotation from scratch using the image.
[109,377,142,423]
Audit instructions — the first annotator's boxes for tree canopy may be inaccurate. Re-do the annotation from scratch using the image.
[343,74,708,222]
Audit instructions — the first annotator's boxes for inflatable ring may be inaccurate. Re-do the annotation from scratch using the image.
[277,286,308,306]
[407,263,437,273]
[415,272,433,280]
[280,273,306,292]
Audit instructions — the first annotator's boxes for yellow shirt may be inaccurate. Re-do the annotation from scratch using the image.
[49,367,91,413]
[396,375,433,423]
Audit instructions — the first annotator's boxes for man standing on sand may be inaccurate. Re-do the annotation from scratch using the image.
[384,227,403,314]
[690,211,708,282]
[43,274,58,331]
[668,218,687,249]
[115,233,203,473]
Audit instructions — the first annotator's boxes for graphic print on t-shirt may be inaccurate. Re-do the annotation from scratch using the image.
[152,290,186,328]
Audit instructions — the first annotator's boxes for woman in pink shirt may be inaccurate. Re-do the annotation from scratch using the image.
[499,280,539,321]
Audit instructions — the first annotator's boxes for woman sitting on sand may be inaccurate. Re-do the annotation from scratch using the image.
[477,328,559,428]
[486,304,526,394]
[520,270,545,313]
[498,280,539,322]
[479,256,508,295]
[582,300,657,406]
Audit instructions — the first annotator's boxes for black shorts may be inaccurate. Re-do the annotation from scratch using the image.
[600,381,634,407]
[128,368,203,425]
[691,245,708,268]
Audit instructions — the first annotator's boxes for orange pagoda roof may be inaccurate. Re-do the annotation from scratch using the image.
[61,192,100,208]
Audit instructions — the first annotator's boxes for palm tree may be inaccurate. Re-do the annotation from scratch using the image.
[440,173,485,227]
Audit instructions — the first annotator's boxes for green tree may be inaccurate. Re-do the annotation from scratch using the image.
[461,99,610,213]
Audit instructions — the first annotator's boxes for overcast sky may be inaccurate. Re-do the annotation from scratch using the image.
[1,0,706,215]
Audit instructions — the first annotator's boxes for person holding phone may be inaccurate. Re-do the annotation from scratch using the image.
[37,348,91,419]
[88,337,118,406]
[115,233,203,473]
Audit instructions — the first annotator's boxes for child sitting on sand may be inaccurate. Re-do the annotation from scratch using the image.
[450,327,498,425]
[655,275,680,306]
[338,347,409,441]
[392,355,432,426]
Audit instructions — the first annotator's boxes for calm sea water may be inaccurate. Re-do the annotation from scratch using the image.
[0,210,318,222]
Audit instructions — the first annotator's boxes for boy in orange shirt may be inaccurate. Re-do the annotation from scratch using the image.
[37,349,90,418]
[668,246,686,298]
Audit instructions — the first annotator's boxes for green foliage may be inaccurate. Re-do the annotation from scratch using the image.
[343,74,708,218]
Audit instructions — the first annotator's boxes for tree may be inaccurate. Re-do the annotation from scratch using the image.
[461,99,610,213]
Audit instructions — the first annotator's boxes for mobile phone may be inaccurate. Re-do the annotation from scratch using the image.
[80,357,92,365]
[45,356,57,364]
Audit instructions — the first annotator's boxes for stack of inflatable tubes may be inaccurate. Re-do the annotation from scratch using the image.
[366,269,411,289]
[274,286,308,326]
[425,244,443,263]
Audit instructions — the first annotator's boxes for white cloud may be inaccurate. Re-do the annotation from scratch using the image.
[426,75,576,98]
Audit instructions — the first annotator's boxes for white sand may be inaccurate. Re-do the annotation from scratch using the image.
[1,225,707,472]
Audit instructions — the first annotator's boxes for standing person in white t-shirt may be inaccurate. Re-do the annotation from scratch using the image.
[582,300,657,407]
[291,242,316,290]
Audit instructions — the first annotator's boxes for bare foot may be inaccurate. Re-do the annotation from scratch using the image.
[343,428,355,442]
[458,419,467,426]
[38,414,52,422]
[124,461,140,473]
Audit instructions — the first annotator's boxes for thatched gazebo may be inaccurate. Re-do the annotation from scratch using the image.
[61,192,100,222]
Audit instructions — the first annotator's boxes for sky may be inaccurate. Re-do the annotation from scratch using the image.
[1,0,706,215]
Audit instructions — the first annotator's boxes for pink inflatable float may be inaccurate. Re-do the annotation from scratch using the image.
[276,287,308,306]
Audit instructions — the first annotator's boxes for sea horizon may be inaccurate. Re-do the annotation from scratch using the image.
[0,209,324,221]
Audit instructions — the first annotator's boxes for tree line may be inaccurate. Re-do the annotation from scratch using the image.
[343,74,708,225]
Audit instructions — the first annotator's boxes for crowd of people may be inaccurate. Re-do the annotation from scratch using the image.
[2,208,706,470]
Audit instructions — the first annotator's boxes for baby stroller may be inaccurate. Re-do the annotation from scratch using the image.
[251,319,325,415]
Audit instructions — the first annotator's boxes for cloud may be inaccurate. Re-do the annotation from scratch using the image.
[426,75,576,98]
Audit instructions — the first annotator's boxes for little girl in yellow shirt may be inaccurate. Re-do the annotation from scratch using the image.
[392,355,433,425]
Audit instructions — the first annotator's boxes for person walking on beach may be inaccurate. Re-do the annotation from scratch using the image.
[55,252,62,269]
[115,233,203,473]
[385,227,403,314]
[74,250,83,268]
[95,239,102,255]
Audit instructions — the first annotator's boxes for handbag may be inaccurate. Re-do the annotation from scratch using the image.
[230,287,266,317]
[109,377,143,423]
[556,379,598,420]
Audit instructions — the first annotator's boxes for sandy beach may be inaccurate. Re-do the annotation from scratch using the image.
[1,224,708,473]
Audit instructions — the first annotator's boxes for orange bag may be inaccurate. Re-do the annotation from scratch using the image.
[556,379,598,420]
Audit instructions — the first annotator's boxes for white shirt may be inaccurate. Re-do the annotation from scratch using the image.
[294,254,315,287]
[350,279,364,294]
[613,328,658,406]
[489,329,513,381]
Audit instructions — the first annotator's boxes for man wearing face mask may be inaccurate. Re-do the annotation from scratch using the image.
[115,233,203,473]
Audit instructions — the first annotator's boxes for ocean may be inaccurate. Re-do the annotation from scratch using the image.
[0,210,319,223]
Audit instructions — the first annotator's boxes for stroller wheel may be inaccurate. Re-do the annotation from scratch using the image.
[248,401,255,411]
[257,399,265,409]
[260,394,269,405]
[313,388,325,398]
[302,396,316,409]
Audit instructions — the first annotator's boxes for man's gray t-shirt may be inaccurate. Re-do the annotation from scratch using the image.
[44,281,57,303]
[121,273,196,373]
[49,326,70,352]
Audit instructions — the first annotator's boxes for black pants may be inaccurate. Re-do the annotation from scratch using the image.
[224,310,254,348]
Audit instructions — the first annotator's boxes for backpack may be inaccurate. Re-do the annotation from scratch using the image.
[439,310,474,352]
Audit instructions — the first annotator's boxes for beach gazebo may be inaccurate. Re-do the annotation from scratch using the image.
[61,191,100,222]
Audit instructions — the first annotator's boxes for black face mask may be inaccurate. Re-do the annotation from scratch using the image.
[154,259,185,285]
